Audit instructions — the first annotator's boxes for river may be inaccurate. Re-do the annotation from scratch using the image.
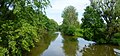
[28,32,120,56]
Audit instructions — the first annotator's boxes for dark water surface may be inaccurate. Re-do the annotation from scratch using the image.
[28,32,120,56]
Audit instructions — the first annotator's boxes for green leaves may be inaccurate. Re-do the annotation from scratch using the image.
[22,40,30,52]
[82,6,104,28]
[9,41,17,54]
[0,47,8,56]
[13,5,21,14]
[0,37,2,42]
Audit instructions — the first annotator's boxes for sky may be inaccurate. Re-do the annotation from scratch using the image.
[46,0,90,25]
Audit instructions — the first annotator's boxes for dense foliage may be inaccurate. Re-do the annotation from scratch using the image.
[82,0,120,45]
[81,6,106,43]
[0,0,58,56]
[1,0,120,55]
[61,6,83,36]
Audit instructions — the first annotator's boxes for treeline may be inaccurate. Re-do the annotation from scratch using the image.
[60,0,120,45]
[0,0,58,56]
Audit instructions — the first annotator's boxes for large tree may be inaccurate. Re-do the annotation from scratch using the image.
[82,0,120,44]
[81,6,105,42]
[61,6,80,35]
[62,6,79,26]
[91,0,120,42]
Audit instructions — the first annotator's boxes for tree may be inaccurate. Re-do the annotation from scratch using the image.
[61,5,80,36]
[91,0,120,42]
[62,6,79,26]
[82,0,120,44]
[81,6,105,42]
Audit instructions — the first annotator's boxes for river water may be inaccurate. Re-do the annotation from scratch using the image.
[28,32,120,56]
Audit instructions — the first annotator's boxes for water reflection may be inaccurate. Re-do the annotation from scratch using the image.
[28,33,58,56]
[28,32,120,56]
[41,32,65,56]
[62,35,79,56]
[83,45,119,56]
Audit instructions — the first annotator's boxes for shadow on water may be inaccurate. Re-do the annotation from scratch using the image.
[28,32,120,56]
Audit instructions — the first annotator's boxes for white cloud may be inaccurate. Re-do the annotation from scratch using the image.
[46,0,90,25]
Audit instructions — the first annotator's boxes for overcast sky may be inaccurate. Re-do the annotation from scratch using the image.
[46,0,90,25]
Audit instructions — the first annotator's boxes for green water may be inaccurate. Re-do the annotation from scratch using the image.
[28,32,120,56]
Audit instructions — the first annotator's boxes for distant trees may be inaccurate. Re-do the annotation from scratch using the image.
[45,19,58,31]
[61,6,82,36]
